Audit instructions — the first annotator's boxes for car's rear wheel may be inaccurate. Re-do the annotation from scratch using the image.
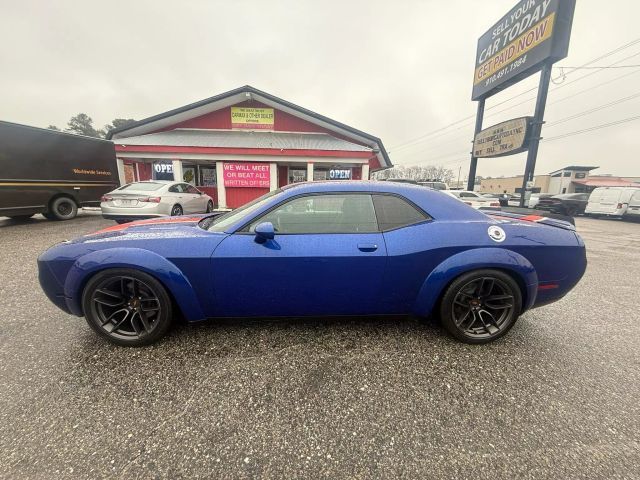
[171,204,183,216]
[49,197,78,220]
[440,269,522,344]
[82,269,173,347]
[206,200,214,213]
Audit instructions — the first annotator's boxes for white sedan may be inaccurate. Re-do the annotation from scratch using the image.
[442,190,500,209]
[101,181,214,223]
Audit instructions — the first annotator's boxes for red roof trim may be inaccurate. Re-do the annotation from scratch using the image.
[114,144,373,158]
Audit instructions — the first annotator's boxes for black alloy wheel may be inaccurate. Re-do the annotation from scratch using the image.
[206,200,214,213]
[82,269,173,346]
[440,269,522,344]
[49,197,78,220]
[171,204,183,216]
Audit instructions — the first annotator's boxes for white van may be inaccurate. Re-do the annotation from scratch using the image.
[585,187,640,217]
[624,189,640,220]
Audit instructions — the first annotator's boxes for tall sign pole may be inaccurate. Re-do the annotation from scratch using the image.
[518,62,553,206]
[467,98,485,191]
[469,0,575,202]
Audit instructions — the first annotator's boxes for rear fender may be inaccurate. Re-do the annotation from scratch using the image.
[63,247,205,321]
[411,248,538,317]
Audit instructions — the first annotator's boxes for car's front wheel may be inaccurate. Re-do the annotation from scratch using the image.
[440,269,522,344]
[82,268,173,347]
[206,200,214,213]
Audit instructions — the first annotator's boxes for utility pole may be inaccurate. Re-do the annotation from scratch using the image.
[467,98,485,191]
[457,165,462,188]
[519,62,553,207]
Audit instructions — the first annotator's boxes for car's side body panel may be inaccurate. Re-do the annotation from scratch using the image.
[211,232,388,317]
[37,182,587,328]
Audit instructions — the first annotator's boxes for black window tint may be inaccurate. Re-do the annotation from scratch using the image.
[373,194,429,231]
[186,185,199,194]
[248,194,378,234]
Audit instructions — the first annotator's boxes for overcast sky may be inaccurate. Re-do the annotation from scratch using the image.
[1,0,639,178]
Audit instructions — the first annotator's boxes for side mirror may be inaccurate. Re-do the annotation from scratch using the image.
[254,222,275,243]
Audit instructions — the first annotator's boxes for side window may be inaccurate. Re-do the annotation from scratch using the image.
[247,194,378,234]
[186,185,199,194]
[372,194,430,231]
[459,192,477,198]
[168,184,182,193]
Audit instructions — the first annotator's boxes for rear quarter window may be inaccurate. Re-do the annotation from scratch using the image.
[373,194,430,231]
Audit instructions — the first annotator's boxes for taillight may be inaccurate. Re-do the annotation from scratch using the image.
[138,196,161,203]
[617,203,624,209]
[101,195,113,202]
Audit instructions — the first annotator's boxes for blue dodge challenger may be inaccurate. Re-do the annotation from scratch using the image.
[38,181,586,346]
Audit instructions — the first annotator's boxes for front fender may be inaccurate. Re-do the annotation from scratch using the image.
[411,247,538,317]
[63,247,206,321]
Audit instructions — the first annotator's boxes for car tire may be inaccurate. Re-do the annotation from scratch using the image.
[170,204,183,216]
[82,268,173,347]
[440,269,522,344]
[206,200,214,213]
[49,197,78,220]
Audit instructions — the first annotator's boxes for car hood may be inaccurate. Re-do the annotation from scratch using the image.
[69,215,217,244]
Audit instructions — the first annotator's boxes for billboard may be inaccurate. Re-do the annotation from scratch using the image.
[473,117,532,158]
[472,0,575,100]
[230,107,275,130]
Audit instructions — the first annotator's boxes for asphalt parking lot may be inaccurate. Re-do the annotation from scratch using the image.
[0,212,638,479]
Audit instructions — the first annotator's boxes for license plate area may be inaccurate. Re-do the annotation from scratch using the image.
[114,198,139,207]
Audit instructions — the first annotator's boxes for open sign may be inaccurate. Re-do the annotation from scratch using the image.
[329,169,351,180]
[153,162,174,180]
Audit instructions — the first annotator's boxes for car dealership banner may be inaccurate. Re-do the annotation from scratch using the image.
[473,117,532,157]
[230,107,275,130]
[223,162,270,188]
[472,0,575,100]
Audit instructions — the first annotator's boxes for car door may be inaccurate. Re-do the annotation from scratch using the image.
[167,183,186,211]
[210,193,388,317]
[185,184,206,213]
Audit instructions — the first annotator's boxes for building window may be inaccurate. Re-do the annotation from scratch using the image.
[183,166,196,185]
[289,169,307,183]
[199,166,217,187]
[313,170,328,181]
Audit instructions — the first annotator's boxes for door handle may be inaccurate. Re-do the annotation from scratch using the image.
[358,243,378,252]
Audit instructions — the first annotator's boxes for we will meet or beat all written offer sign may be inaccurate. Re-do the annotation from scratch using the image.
[222,162,270,188]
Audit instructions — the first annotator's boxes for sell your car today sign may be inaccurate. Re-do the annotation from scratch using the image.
[472,0,575,100]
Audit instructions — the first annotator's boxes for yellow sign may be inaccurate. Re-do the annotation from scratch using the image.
[230,107,274,130]
[474,12,555,86]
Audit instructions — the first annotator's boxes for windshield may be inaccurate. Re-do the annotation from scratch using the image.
[206,188,282,232]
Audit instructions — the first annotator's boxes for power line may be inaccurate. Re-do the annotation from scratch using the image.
[388,38,640,152]
[392,55,640,159]
[547,91,640,127]
[555,65,640,69]
[544,115,640,142]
